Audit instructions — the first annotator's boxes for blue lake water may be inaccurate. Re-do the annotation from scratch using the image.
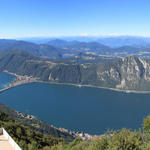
[0,80,150,135]
[0,72,16,89]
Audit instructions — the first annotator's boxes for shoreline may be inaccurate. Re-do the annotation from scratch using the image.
[2,70,150,94]
[0,71,147,140]
[40,81,150,94]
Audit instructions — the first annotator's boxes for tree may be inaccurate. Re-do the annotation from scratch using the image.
[143,115,150,133]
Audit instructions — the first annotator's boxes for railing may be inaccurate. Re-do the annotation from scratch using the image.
[0,128,22,150]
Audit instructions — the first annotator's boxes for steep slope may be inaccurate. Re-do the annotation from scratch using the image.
[0,101,74,141]
[2,103,150,150]
[46,55,150,91]
[96,56,144,90]
[1,50,150,91]
[0,110,63,149]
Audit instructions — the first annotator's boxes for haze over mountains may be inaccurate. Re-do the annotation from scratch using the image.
[0,40,61,59]
[1,36,150,91]
[1,36,150,59]
[20,36,150,47]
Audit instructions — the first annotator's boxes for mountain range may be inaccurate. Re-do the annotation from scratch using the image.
[20,36,150,47]
[1,50,150,91]
[0,40,62,59]
[1,38,150,58]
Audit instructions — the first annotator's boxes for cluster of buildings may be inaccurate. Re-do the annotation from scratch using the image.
[56,127,102,140]
[16,111,35,119]
[16,75,33,82]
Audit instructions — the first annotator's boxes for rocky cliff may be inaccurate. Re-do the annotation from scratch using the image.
[49,56,150,91]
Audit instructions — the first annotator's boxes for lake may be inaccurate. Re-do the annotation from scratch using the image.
[0,80,150,135]
[0,72,16,89]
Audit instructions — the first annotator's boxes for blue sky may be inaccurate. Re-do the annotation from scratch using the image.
[0,0,150,38]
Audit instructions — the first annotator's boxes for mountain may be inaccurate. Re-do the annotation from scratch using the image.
[1,50,150,91]
[2,38,150,58]
[54,53,118,64]
[20,36,100,43]
[47,39,70,47]
[21,36,150,46]
[46,39,150,57]
[0,39,16,43]
[47,40,111,55]
[0,40,62,59]
[97,36,150,48]
[65,41,110,50]
[18,37,57,44]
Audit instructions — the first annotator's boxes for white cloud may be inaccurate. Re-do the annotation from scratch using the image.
[79,33,89,37]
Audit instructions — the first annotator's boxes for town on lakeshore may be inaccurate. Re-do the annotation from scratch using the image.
[0,70,38,93]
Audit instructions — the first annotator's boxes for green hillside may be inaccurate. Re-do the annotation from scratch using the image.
[1,108,150,150]
[1,50,150,91]
[0,40,62,59]
[0,110,63,150]
[0,102,74,142]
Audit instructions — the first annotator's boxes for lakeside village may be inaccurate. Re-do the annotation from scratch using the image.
[1,70,37,92]
[56,127,103,140]
[16,111,35,120]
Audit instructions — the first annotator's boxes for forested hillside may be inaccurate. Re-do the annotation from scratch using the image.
[1,108,150,150]
[0,102,74,142]
[1,50,150,91]
[0,110,63,150]
[0,40,61,59]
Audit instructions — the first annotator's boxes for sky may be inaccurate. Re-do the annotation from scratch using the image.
[0,0,150,38]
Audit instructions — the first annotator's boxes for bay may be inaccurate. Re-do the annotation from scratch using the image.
[0,81,150,134]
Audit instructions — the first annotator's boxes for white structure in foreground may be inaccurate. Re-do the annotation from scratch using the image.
[0,128,22,150]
